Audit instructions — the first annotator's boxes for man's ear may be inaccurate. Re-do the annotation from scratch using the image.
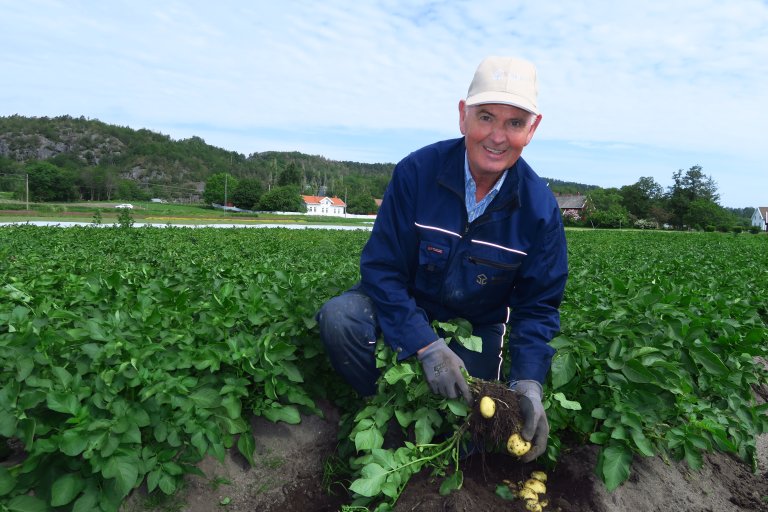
[524,114,543,145]
[458,100,467,135]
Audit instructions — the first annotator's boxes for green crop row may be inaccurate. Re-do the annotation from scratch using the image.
[0,226,366,511]
[0,226,766,511]
[548,230,768,490]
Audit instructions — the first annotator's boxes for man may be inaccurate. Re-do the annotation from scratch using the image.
[317,56,568,462]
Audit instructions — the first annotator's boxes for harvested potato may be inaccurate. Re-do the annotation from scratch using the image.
[506,432,531,457]
[479,396,496,418]
[524,478,547,495]
[525,500,543,512]
[517,487,538,502]
[530,470,547,482]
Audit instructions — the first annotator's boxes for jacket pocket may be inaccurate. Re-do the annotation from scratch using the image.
[415,240,450,290]
[466,244,523,285]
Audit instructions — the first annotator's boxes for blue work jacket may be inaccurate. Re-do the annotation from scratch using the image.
[360,137,568,384]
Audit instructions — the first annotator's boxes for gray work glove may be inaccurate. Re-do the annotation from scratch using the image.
[510,379,549,462]
[417,338,472,404]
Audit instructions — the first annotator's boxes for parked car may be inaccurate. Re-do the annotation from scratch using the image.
[114,203,134,209]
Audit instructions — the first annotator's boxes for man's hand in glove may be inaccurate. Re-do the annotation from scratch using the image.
[417,338,472,404]
[510,379,549,462]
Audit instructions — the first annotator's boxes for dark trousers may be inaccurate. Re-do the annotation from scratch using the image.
[317,286,505,396]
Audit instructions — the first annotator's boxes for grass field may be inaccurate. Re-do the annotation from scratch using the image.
[0,199,374,226]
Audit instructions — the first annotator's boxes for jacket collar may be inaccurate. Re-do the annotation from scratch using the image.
[437,138,521,213]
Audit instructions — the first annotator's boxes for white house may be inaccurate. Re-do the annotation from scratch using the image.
[302,195,347,216]
[751,207,768,231]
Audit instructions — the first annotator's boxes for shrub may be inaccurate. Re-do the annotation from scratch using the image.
[634,219,659,230]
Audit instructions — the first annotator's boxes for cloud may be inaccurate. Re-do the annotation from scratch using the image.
[0,0,766,207]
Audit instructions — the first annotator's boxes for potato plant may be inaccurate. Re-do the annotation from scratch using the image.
[0,226,364,511]
[0,226,766,511]
[545,230,768,490]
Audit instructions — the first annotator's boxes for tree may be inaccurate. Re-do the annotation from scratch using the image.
[231,178,263,210]
[25,161,76,202]
[667,165,720,229]
[586,188,630,228]
[619,176,664,220]
[258,185,305,212]
[116,179,149,201]
[684,199,736,230]
[277,162,302,187]
[203,172,239,205]
[346,190,377,214]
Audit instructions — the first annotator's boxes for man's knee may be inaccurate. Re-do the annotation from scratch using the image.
[317,292,377,347]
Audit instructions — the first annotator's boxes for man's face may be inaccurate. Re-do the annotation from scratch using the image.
[459,101,541,180]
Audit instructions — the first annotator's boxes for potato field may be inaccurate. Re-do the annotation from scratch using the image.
[0,225,766,512]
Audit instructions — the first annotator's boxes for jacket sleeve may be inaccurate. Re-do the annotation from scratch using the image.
[359,159,439,359]
[506,205,568,384]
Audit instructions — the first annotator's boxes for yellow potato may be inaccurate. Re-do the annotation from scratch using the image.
[479,396,496,418]
[524,499,543,512]
[530,470,547,482]
[506,433,531,457]
[524,478,547,494]
[517,487,538,501]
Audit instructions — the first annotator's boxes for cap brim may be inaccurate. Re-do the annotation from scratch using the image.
[465,92,538,115]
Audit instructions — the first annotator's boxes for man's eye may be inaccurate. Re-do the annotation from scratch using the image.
[479,114,492,122]
[508,120,524,129]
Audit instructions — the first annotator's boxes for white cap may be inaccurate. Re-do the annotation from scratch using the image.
[465,56,539,114]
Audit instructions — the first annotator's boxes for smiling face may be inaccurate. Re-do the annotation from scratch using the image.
[459,101,541,183]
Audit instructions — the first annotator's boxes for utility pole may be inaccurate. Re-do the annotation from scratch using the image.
[25,174,29,211]
[224,174,228,206]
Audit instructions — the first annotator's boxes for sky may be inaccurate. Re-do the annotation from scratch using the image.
[1,1,766,208]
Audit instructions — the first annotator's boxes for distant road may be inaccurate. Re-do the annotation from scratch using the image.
[0,220,373,231]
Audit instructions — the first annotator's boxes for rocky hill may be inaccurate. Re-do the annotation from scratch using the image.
[0,115,594,202]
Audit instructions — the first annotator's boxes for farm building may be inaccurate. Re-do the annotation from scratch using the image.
[555,194,589,213]
[302,195,347,216]
[751,207,768,231]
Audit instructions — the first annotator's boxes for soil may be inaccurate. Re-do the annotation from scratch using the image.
[118,380,768,512]
[5,384,765,512]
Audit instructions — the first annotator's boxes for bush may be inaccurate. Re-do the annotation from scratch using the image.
[732,226,743,234]
[634,219,658,230]
[749,226,761,234]
[704,225,716,232]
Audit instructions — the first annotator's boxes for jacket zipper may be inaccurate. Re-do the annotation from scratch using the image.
[468,256,521,270]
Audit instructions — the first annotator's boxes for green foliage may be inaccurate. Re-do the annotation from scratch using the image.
[0,222,766,509]
[277,163,302,187]
[115,208,134,228]
[667,165,720,229]
[0,115,602,209]
[619,177,664,220]
[346,191,377,215]
[23,161,77,202]
[230,178,263,210]
[546,230,768,490]
[0,115,398,204]
[585,188,630,228]
[259,185,305,212]
[342,343,470,510]
[0,226,365,511]
[203,173,239,205]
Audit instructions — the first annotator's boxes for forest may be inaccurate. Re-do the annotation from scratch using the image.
[0,115,753,225]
